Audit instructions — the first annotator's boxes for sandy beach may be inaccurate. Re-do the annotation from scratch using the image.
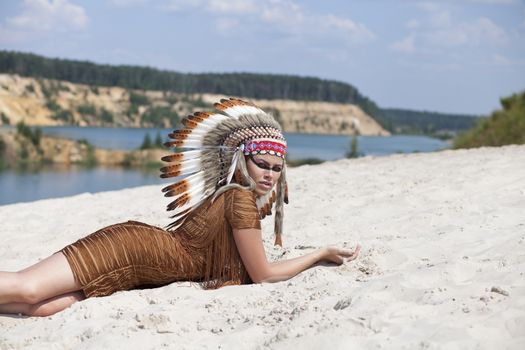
[1,145,524,349]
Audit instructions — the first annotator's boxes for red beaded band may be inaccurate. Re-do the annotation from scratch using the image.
[243,139,286,158]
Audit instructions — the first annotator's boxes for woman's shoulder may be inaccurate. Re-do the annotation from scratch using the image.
[209,186,257,210]
[221,187,261,229]
[217,186,258,210]
[223,186,256,199]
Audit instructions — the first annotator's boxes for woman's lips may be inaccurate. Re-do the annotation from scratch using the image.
[259,181,272,189]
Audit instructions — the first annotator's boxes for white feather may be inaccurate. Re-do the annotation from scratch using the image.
[186,114,228,136]
[181,150,202,160]
[184,129,207,135]
[226,149,240,184]
[179,158,201,174]
[180,135,206,144]
[199,113,229,127]
[180,139,205,149]
[222,105,265,118]
[172,182,205,201]
[182,170,205,186]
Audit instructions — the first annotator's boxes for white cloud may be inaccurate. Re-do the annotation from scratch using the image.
[424,28,468,47]
[391,3,508,54]
[260,0,304,33]
[487,53,525,67]
[390,34,416,53]
[164,0,256,14]
[406,19,420,29]
[491,53,512,65]
[417,2,442,13]
[468,0,517,4]
[163,0,374,45]
[163,0,204,12]
[215,17,239,34]
[462,17,508,45]
[208,0,257,14]
[109,0,149,7]
[0,24,29,44]
[6,0,88,32]
[429,11,451,28]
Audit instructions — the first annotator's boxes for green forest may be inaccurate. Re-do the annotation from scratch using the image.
[0,50,478,134]
[453,92,525,149]
[382,108,479,136]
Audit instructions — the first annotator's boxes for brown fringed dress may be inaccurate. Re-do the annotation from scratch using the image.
[61,188,260,298]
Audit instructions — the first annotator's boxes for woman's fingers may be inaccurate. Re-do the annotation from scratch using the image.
[338,249,353,257]
[338,244,361,257]
[345,244,361,262]
[324,244,361,264]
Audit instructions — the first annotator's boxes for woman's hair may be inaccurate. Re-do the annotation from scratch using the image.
[212,148,255,200]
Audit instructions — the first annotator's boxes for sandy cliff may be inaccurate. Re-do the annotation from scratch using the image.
[0,74,389,136]
[0,128,165,167]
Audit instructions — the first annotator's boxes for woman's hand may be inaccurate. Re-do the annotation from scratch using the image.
[320,244,361,265]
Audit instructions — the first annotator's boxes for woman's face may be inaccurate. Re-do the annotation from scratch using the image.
[245,153,284,197]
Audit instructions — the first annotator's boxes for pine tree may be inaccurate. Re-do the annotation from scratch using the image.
[140,133,152,150]
[154,131,163,148]
[346,134,360,158]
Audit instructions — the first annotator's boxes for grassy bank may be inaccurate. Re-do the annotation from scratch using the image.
[454,91,525,149]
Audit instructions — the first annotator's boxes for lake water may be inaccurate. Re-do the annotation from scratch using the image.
[0,126,448,205]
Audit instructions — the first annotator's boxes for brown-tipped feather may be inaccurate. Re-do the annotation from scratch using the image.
[216,98,256,111]
[214,102,227,111]
[168,130,192,138]
[160,170,182,178]
[230,98,253,106]
[167,193,191,211]
[180,112,213,129]
[219,99,236,108]
[164,140,185,148]
[160,163,182,174]
[163,179,190,197]
[182,119,199,129]
[167,132,189,142]
[187,115,205,123]
[194,111,213,119]
[162,182,177,193]
[161,153,184,162]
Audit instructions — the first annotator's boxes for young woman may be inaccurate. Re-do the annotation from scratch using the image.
[0,99,360,317]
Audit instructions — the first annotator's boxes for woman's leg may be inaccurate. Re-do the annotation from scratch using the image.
[0,291,85,317]
[0,252,81,305]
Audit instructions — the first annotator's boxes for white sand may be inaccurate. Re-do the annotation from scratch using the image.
[1,145,524,349]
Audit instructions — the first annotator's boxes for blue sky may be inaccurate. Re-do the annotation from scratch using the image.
[0,0,524,115]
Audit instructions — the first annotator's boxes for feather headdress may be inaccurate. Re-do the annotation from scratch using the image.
[161,98,288,246]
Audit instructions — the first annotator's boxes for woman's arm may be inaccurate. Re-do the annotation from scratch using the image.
[232,227,360,283]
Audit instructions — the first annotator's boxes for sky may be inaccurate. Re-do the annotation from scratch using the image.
[0,0,524,115]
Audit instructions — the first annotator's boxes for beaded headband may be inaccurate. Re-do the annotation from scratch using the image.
[243,139,287,158]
